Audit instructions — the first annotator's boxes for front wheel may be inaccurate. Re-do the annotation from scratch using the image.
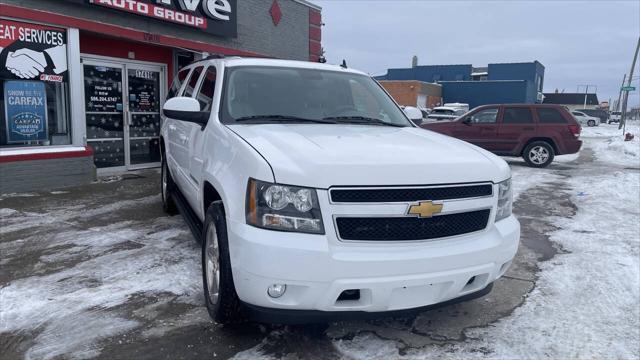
[523,141,555,168]
[202,201,243,324]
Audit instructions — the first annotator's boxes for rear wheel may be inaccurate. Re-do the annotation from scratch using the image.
[161,155,178,215]
[202,201,243,324]
[523,141,555,168]
[587,120,596,127]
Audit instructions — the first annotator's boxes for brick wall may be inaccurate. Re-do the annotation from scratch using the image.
[380,81,442,108]
[308,8,322,61]
[380,81,420,107]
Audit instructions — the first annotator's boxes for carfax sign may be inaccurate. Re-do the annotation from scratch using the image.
[4,81,48,143]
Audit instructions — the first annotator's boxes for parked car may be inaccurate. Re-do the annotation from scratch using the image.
[443,102,470,113]
[575,108,609,124]
[421,104,582,168]
[609,111,622,124]
[571,111,600,127]
[161,57,520,324]
[427,106,466,121]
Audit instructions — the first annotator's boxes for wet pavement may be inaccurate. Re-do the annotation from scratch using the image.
[0,144,621,359]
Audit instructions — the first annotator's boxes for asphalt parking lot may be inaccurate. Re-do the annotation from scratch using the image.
[1,124,639,359]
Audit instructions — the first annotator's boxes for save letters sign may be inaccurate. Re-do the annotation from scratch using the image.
[73,0,237,37]
[4,81,48,143]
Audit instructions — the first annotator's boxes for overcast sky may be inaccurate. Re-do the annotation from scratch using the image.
[314,0,640,108]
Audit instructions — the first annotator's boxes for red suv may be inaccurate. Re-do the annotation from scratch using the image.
[420,104,582,167]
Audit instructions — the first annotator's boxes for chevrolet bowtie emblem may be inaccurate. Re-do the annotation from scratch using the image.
[407,201,443,218]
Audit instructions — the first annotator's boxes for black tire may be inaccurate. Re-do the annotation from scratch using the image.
[587,120,596,127]
[161,154,178,215]
[202,201,243,324]
[523,141,555,168]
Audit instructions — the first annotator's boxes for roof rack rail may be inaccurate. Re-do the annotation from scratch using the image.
[204,54,226,60]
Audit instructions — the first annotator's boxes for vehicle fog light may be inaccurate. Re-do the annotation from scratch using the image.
[267,284,287,298]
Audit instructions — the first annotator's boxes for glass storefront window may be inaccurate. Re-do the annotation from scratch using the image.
[0,19,71,148]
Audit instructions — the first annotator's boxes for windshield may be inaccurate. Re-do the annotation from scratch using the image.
[220,66,412,127]
[431,109,456,115]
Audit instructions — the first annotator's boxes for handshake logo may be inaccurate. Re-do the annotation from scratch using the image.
[6,48,48,79]
[1,45,67,81]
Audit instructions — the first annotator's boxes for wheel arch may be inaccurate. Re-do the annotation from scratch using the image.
[203,181,224,217]
[520,137,558,156]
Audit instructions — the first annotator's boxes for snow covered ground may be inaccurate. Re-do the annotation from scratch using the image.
[1,122,639,359]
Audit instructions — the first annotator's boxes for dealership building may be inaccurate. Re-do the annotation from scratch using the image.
[0,0,322,193]
[377,61,545,109]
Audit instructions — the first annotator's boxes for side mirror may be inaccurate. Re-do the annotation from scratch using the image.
[163,97,209,126]
[403,106,424,124]
[462,117,472,126]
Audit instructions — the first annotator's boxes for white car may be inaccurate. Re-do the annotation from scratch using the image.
[608,111,621,124]
[427,106,467,121]
[571,111,600,127]
[160,57,520,324]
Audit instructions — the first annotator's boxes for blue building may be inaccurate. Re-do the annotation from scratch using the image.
[377,61,545,109]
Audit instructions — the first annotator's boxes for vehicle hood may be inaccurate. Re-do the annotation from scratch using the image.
[228,124,510,188]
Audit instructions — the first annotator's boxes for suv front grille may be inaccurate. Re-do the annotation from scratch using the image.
[330,184,492,203]
[335,209,491,241]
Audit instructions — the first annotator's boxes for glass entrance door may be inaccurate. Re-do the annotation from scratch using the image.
[83,62,126,168]
[126,66,161,168]
[83,60,164,170]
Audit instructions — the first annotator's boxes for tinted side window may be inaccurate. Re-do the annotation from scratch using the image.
[503,107,533,124]
[196,67,217,112]
[470,108,498,123]
[537,108,567,123]
[183,66,203,98]
[167,68,190,99]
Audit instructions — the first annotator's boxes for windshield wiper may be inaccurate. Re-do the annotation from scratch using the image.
[235,115,337,124]
[323,116,406,127]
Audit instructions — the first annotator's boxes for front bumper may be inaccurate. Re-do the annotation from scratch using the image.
[227,214,520,315]
[242,282,494,324]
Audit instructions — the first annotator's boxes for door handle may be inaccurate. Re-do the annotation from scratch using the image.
[178,134,188,143]
[168,124,177,131]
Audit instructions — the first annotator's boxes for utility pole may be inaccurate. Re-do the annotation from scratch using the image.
[620,36,640,132]
[616,74,627,112]
[577,84,597,109]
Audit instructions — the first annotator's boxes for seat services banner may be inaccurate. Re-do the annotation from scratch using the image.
[0,20,68,82]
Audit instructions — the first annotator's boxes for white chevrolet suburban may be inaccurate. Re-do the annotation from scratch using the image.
[160,57,520,324]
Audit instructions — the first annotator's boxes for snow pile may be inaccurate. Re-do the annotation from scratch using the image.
[583,122,640,167]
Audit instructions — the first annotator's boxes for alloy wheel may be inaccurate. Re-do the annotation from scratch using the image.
[162,162,168,200]
[529,146,549,165]
[205,224,220,304]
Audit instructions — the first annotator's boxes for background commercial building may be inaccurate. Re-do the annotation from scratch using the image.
[0,0,322,193]
[542,92,600,111]
[378,80,442,109]
[377,61,545,109]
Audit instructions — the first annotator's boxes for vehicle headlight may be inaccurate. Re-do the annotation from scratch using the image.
[246,179,324,234]
[495,178,513,222]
